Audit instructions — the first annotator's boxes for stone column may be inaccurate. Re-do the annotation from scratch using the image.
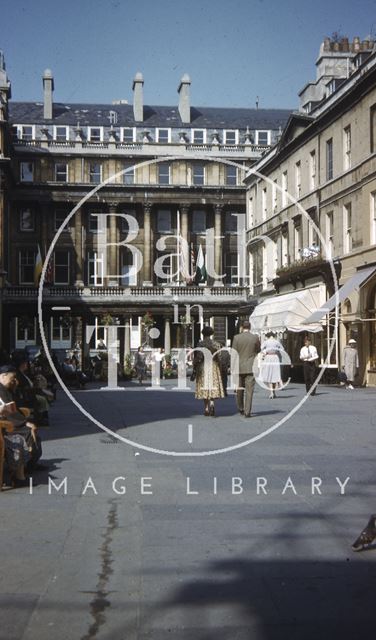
[74,207,84,286]
[164,317,171,355]
[108,202,118,286]
[41,203,49,265]
[143,202,153,285]
[124,320,131,358]
[214,204,224,286]
[180,204,190,279]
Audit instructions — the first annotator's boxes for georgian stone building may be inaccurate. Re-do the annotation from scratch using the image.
[245,36,376,384]
[0,54,290,363]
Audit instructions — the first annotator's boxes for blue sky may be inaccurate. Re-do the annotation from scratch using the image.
[2,0,376,109]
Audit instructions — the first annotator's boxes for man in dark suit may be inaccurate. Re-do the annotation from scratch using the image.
[232,320,260,417]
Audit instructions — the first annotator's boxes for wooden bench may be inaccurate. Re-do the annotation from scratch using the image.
[0,408,31,491]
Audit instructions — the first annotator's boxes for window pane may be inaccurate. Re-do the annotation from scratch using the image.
[20,162,33,182]
[157,128,169,143]
[257,131,269,145]
[55,210,70,231]
[226,165,237,186]
[193,163,205,185]
[158,162,170,185]
[123,162,135,184]
[20,208,34,231]
[122,128,134,142]
[225,131,236,144]
[157,210,172,232]
[192,210,206,233]
[54,250,70,284]
[55,163,68,182]
[55,126,68,141]
[192,130,204,144]
[89,163,101,183]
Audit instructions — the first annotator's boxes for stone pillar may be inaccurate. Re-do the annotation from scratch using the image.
[41,203,49,264]
[74,207,84,286]
[214,204,224,286]
[143,202,153,285]
[108,202,118,286]
[124,320,131,358]
[164,317,171,355]
[181,204,189,242]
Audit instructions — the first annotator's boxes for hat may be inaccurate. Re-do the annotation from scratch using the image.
[348,339,356,344]
[202,325,214,337]
[0,364,17,374]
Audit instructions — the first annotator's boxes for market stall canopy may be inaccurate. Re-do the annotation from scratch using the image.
[250,285,326,334]
[304,265,376,324]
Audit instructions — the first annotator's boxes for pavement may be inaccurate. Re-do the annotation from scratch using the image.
[1,379,376,640]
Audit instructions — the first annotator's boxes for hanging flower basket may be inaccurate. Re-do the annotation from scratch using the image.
[142,312,155,328]
[100,313,114,326]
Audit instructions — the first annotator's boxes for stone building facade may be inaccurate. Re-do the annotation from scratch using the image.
[245,37,376,384]
[0,55,291,365]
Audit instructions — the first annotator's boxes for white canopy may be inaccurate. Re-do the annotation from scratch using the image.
[250,285,326,334]
[304,266,376,324]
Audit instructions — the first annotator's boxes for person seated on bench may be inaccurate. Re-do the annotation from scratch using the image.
[62,357,88,388]
[14,358,50,426]
[0,365,42,486]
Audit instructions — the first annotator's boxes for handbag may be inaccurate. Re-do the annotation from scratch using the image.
[190,370,196,382]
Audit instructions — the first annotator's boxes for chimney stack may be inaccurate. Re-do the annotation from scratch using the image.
[178,74,191,124]
[43,69,54,120]
[132,72,144,122]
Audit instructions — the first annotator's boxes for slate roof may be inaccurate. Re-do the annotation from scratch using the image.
[9,102,292,130]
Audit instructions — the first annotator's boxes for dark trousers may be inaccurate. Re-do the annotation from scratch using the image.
[236,373,255,416]
[303,361,317,394]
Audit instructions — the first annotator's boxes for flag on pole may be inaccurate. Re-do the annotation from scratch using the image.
[34,245,43,286]
[45,254,54,284]
[194,244,207,284]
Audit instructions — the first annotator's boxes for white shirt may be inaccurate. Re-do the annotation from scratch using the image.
[299,344,318,362]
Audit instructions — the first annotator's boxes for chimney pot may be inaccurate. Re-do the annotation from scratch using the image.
[132,71,144,122]
[43,68,54,119]
[178,74,191,124]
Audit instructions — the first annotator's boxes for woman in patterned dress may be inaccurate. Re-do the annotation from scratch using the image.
[193,326,225,417]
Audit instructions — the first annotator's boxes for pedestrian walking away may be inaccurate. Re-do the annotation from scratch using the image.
[232,320,260,417]
[299,336,319,395]
[342,338,359,390]
[192,326,225,417]
[134,346,147,384]
[260,331,283,399]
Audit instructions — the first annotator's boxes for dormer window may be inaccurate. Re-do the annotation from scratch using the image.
[121,127,135,143]
[191,129,206,144]
[13,125,34,141]
[256,130,270,145]
[54,126,69,141]
[88,127,103,143]
[224,130,238,145]
[156,128,170,143]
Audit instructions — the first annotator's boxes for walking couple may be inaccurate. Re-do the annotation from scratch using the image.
[192,321,260,418]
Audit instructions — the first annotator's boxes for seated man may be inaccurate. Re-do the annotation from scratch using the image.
[0,365,42,485]
[15,358,50,426]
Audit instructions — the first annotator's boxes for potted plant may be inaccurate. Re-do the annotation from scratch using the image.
[123,354,134,380]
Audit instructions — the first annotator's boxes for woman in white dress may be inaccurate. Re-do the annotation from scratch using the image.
[260,332,283,399]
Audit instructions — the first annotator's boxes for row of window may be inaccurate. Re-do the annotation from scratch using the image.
[13,124,271,146]
[17,248,240,286]
[250,126,353,222]
[19,160,238,186]
[252,194,376,288]
[16,209,241,234]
